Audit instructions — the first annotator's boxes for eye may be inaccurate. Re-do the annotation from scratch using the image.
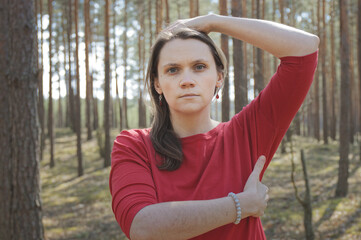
[195,64,206,71]
[167,67,178,74]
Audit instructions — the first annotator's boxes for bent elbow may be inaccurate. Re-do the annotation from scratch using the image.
[312,34,320,51]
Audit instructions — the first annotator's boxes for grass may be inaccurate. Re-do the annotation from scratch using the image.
[41,129,361,240]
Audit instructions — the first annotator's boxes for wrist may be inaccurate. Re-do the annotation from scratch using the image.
[206,14,222,33]
[236,192,251,219]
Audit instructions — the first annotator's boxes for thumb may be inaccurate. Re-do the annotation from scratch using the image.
[252,155,266,178]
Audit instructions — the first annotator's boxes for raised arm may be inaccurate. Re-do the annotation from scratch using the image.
[171,14,319,58]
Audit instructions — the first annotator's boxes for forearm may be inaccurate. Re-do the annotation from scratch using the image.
[130,194,245,240]
[211,15,319,58]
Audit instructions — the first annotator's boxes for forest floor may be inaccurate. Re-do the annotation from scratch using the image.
[41,128,361,240]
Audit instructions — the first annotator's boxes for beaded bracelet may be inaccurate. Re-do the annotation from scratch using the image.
[228,192,242,224]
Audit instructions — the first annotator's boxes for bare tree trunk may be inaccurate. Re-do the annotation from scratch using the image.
[138,1,147,128]
[122,0,129,129]
[156,0,163,35]
[255,0,264,95]
[358,0,361,160]
[278,0,286,153]
[189,0,199,17]
[322,0,328,144]
[165,0,170,24]
[63,3,70,129]
[104,0,111,167]
[148,0,153,47]
[67,0,75,132]
[74,0,83,176]
[219,0,230,121]
[48,0,55,168]
[272,0,278,73]
[312,1,320,141]
[113,0,122,132]
[290,143,314,240]
[330,0,337,141]
[38,0,45,161]
[0,0,44,238]
[92,51,99,131]
[349,24,355,144]
[242,0,248,103]
[177,0,181,19]
[336,0,350,197]
[85,0,92,140]
[55,19,63,128]
[232,0,245,112]
[279,0,284,23]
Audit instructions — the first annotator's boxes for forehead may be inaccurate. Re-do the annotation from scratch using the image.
[158,38,214,65]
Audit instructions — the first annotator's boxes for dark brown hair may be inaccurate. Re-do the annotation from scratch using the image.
[145,27,227,171]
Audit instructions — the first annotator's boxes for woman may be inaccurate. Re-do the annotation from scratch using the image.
[110,14,319,240]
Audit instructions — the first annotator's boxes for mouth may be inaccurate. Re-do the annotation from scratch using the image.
[179,94,199,98]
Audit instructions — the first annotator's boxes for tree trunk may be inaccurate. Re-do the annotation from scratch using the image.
[113,0,122,132]
[123,0,129,129]
[300,150,315,240]
[138,0,147,128]
[322,0,328,144]
[330,0,337,141]
[55,19,63,128]
[358,0,361,160]
[189,0,199,18]
[272,0,278,73]
[255,0,264,95]
[85,0,93,140]
[156,0,163,35]
[48,0,55,168]
[278,0,286,153]
[0,0,44,238]
[38,0,45,161]
[148,0,153,47]
[335,0,350,197]
[74,0,83,176]
[349,24,355,144]
[104,0,111,167]
[279,0,284,23]
[67,0,75,132]
[219,0,230,121]
[232,0,245,112]
[64,3,70,129]
[313,0,320,141]
[242,0,248,104]
[165,0,170,24]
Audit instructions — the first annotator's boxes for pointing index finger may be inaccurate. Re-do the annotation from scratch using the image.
[253,155,266,177]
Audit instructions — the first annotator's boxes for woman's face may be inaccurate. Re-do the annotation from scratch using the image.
[155,38,223,115]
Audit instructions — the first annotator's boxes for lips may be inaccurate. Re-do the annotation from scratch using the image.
[179,94,199,98]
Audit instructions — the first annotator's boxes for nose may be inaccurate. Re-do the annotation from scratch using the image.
[179,70,195,88]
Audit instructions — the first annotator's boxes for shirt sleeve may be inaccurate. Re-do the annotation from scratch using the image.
[233,50,318,179]
[109,130,157,239]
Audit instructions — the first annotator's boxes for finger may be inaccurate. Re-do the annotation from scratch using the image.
[252,155,266,178]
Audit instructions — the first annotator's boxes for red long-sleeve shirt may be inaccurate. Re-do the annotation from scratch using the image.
[109,51,318,239]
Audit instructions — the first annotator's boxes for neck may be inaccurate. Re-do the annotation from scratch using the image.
[169,107,218,138]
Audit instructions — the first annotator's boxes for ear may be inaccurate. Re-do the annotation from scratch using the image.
[154,77,163,94]
[216,72,224,88]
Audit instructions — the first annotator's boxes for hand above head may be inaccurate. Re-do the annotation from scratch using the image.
[237,155,269,218]
[164,14,217,34]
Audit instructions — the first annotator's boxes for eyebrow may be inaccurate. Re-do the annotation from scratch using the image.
[161,59,210,68]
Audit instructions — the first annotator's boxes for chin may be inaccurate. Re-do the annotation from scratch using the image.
[174,104,208,114]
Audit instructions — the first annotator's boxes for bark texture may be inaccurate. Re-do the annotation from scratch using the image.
[0,0,44,239]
